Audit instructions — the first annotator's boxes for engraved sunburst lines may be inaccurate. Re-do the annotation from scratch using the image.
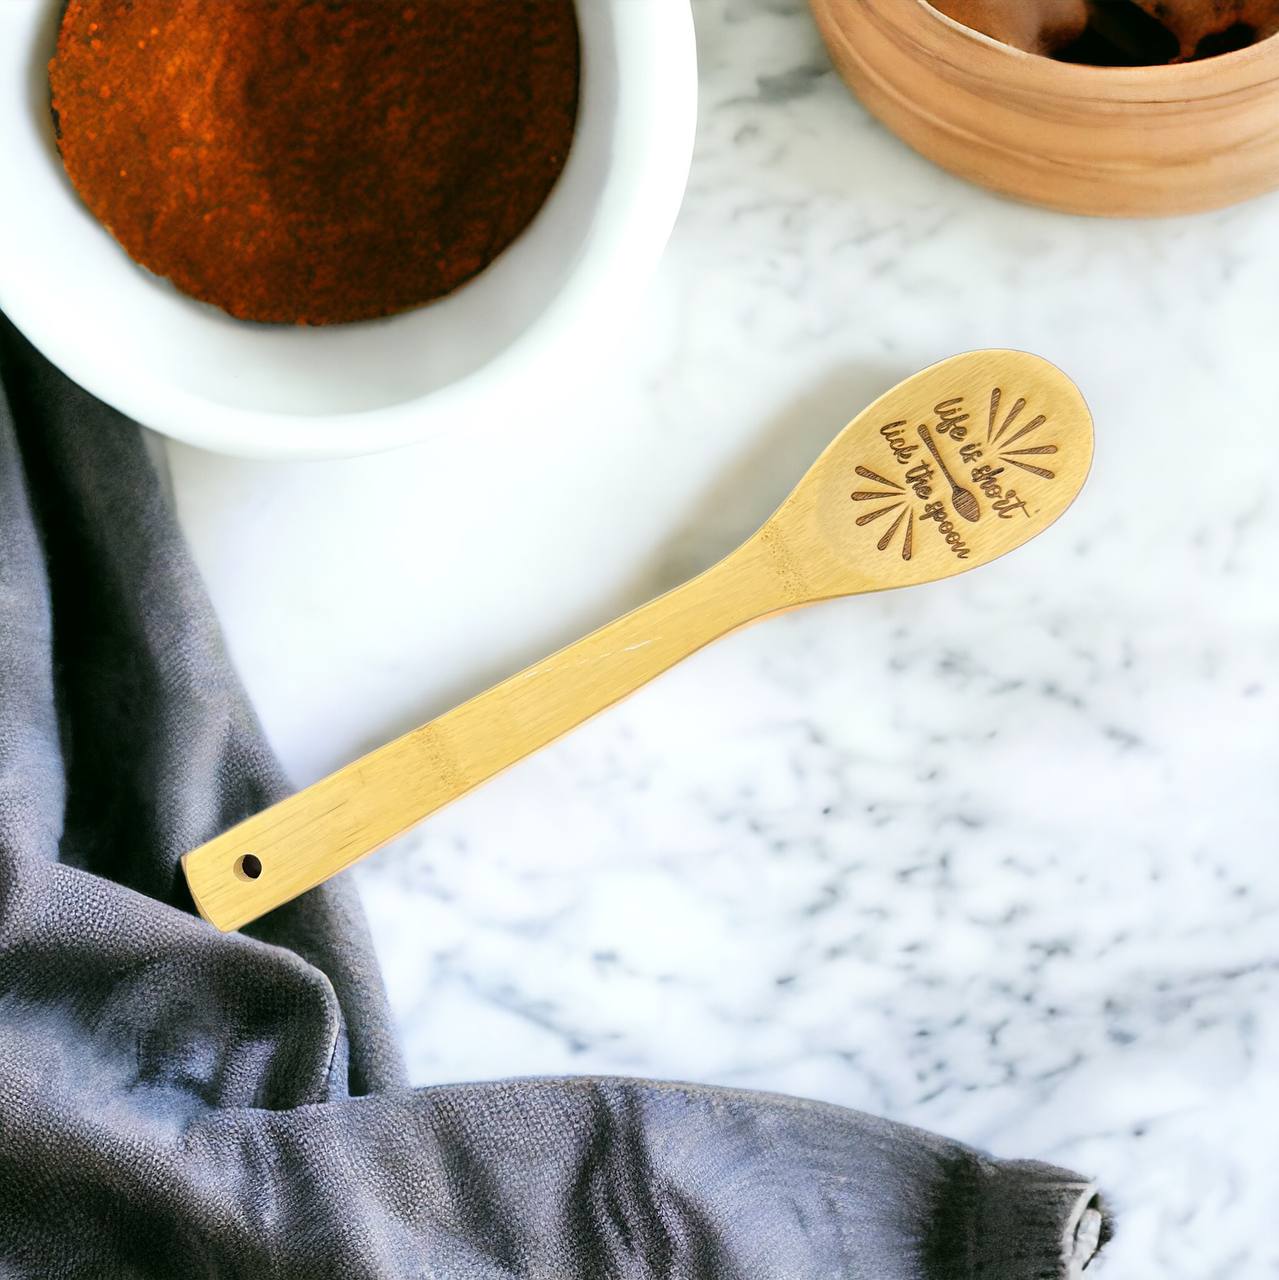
[850,466,913,559]
[987,387,1057,479]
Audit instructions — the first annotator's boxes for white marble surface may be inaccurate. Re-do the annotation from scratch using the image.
[164,1,1279,1274]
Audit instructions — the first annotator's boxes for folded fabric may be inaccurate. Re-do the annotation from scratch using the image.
[0,315,1110,1279]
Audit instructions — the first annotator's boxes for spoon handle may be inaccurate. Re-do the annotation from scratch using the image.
[183,541,785,931]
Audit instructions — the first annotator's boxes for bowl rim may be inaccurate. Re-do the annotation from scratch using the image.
[2,0,699,460]
[911,0,1279,88]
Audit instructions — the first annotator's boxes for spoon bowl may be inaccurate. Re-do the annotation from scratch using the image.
[760,348,1092,602]
[184,350,1093,931]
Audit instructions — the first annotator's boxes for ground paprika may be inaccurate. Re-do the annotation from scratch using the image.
[49,0,580,325]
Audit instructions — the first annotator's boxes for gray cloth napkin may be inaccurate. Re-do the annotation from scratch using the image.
[0,314,1109,1279]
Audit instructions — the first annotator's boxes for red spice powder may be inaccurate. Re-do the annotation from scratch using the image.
[49,0,580,325]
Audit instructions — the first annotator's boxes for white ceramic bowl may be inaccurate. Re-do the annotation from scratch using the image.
[0,1,697,458]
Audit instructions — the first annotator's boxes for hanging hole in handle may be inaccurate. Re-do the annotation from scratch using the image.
[235,853,262,881]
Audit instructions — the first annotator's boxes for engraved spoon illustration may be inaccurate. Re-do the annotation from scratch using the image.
[917,423,981,522]
[184,350,1093,932]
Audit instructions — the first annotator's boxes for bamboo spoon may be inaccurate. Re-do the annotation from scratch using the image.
[184,350,1093,932]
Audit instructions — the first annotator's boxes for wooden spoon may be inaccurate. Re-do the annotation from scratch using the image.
[183,350,1093,932]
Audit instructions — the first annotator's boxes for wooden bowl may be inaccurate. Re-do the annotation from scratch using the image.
[810,0,1279,216]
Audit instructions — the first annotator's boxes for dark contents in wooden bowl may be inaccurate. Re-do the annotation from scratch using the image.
[49,1,580,325]
[932,0,1279,65]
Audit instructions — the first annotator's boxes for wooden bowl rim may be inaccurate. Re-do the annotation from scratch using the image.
[905,0,1279,91]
